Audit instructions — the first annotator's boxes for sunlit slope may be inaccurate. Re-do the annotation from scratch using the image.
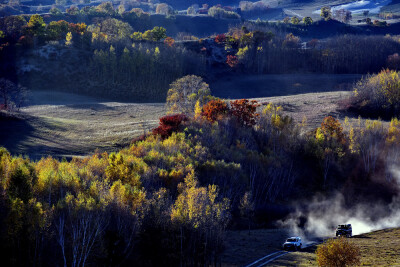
[272,228,400,266]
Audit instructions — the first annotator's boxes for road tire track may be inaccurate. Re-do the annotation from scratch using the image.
[244,242,319,267]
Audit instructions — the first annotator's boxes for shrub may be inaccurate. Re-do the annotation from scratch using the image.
[316,238,361,267]
[226,55,238,67]
[316,116,346,145]
[164,37,175,47]
[214,33,226,44]
[283,33,300,48]
[201,99,229,122]
[152,114,188,139]
[283,17,290,24]
[349,70,400,118]
[373,20,387,27]
[387,53,400,70]
[230,99,260,126]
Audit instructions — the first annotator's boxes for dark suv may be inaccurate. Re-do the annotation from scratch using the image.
[336,224,352,237]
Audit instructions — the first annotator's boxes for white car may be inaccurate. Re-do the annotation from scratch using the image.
[282,237,302,251]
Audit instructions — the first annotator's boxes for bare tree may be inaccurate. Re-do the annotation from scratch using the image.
[55,196,109,267]
[333,9,352,23]
[55,214,67,267]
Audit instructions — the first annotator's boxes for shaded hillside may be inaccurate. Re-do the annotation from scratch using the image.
[136,14,241,38]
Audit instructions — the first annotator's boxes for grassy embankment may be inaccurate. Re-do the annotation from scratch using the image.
[272,228,400,266]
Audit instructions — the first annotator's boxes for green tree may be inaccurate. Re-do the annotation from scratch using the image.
[131,31,143,40]
[2,15,26,37]
[118,4,125,15]
[142,30,153,41]
[50,7,62,16]
[47,20,69,40]
[26,14,46,36]
[8,164,33,202]
[95,1,115,16]
[208,6,240,19]
[87,18,133,43]
[166,75,211,114]
[291,16,300,25]
[66,6,79,15]
[303,16,313,25]
[321,6,332,21]
[151,26,167,41]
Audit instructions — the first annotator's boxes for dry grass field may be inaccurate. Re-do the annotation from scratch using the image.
[1,81,390,160]
[0,90,353,159]
[0,91,165,159]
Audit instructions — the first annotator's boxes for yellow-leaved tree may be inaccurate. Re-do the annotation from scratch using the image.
[171,169,230,266]
[65,32,72,46]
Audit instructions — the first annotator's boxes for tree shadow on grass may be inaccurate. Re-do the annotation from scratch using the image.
[0,112,70,159]
[0,112,35,155]
[64,103,115,112]
[352,234,372,239]
[301,244,318,253]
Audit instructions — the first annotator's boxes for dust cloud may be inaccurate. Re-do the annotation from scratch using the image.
[280,168,400,240]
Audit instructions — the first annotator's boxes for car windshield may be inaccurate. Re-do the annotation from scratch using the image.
[287,238,297,242]
[338,225,348,229]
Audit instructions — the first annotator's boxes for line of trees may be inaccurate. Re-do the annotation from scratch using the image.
[88,43,205,101]
[221,26,400,74]
[0,13,207,101]
[1,12,400,103]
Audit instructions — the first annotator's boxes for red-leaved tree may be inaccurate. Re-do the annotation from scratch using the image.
[230,99,260,126]
[202,99,229,122]
[226,55,239,68]
[164,37,175,47]
[214,33,226,44]
[152,114,188,139]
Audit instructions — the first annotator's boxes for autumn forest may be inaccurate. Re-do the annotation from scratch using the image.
[1,0,400,266]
